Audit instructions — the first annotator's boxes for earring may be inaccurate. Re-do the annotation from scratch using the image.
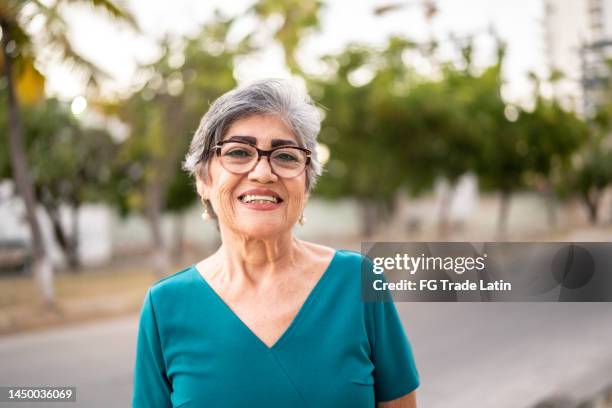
[298,213,306,226]
[201,197,211,222]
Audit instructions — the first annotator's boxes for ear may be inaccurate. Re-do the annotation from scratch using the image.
[196,174,211,200]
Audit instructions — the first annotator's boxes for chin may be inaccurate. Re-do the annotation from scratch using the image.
[236,218,291,238]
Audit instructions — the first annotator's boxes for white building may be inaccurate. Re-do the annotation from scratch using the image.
[544,0,612,113]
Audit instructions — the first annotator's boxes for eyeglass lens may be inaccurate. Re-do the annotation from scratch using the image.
[218,142,307,177]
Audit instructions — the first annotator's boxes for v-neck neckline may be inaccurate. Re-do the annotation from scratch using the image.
[191,250,339,351]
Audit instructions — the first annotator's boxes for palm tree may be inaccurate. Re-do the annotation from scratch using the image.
[373,0,437,18]
[250,0,323,74]
[0,0,135,306]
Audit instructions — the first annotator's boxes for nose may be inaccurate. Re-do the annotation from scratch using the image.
[248,156,278,183]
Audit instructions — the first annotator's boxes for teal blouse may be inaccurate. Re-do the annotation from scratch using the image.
[132,250,419,407]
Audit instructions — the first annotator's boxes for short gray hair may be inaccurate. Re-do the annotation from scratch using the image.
[183,78,323,191]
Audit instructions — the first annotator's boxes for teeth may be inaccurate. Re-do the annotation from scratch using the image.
[240,194,279,203]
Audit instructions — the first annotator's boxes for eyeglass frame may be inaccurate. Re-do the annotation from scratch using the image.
[209,140,312,177]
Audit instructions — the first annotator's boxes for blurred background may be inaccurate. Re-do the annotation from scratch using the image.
[1,0,612,407]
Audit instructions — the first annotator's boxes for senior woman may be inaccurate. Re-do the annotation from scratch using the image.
[132,79,419,408]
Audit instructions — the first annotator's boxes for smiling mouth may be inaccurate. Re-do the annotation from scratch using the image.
[238,194,283,204]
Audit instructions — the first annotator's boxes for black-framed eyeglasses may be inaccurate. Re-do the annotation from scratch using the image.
[210,140,312,179]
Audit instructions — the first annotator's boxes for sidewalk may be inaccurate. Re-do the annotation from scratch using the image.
[0,266,155,335]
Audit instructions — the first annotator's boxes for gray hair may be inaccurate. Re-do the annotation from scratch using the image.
[183,78,323,192]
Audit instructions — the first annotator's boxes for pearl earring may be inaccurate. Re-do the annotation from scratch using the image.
[298,213,306,226]
[201,198,211,222]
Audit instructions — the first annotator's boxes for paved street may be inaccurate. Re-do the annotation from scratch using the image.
[398,303,612,407]
[0,316,136,408]
[0,303,611,407]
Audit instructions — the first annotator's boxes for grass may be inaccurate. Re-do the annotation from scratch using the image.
[0,265,161,335]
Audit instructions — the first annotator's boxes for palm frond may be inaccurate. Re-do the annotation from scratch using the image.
[0,14,35,73]
[55,30,110,78]
[63,0,139,30]
[26,1,110,85]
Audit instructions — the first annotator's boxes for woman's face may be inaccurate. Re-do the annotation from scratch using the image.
[197,114,308,238]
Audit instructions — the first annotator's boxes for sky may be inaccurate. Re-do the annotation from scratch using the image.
[44,0,547,106]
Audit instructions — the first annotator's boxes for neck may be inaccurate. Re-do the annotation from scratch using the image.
[213,227,304,284]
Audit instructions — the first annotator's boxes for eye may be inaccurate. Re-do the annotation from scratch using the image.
[224,148,253,158]
[274,150,300,162]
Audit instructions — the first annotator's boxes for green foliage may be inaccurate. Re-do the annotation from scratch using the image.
[166,170,196,213]
[3,1,603,234]
[112,15,244,216]
[309,35,592,214]
[310,42,412,206]
[520,98,589,189]
[311,37,507,203]
[3,98,117,206]
[566,134,612,223]
[0,0,136,91]
[564,57,612,219]
[573,144,612,197]
[250,0,323,73]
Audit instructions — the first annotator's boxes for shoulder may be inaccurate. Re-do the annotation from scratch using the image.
[142,265,205,322]
[334,248,363,263]
[324,248,374,286]
[148,265,196,302]
[333,249,373,269]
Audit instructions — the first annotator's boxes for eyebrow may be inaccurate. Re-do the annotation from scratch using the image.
[225,135,298,148]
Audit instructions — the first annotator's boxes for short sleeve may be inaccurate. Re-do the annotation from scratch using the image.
[366,299,420,402]
[132,288,172,408]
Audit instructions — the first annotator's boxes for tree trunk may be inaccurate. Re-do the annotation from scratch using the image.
[47,206,68,258]
[67,203,80,271]
[582,191,599,225]
[1,19,54,305]
[44,202,80,271]
[146,182,169,277]
[497,189,511,240]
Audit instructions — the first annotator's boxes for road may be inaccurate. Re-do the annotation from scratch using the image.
[397,302,612,407]
[0,316,135,408]
[0,303,611,407]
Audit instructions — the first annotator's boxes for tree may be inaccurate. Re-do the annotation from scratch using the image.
[521,96,588,226]
[250,0,323,74]
[403,61,488,234]
[0,98,118,270]
[310,38,432,236]
[21,99,117,270]
[311,36,514,237]
[114,16,245,276]
[0,0,134,305]
[568,58,612,224]
[570,143,612,223]
[309,31,591,240]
